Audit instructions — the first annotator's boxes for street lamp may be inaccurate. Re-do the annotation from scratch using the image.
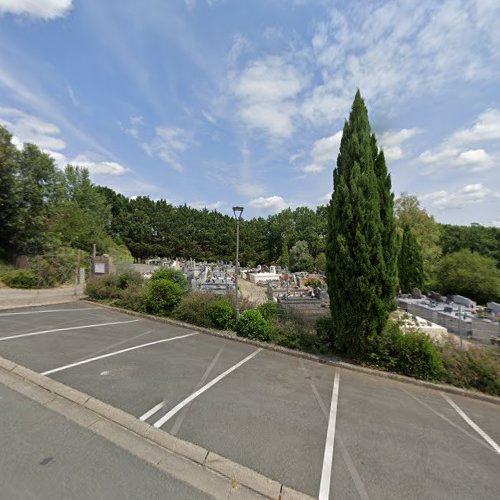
[232,206,244,322]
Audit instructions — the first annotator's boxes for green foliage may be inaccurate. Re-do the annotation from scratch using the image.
[280,234,289,268]
[315,316,335,346]
[85,275,122,300]
[314,252,327,272]
[150,268,190,293]
[440,343,500,397]
[395,193,442,287]
[117,270,143,290]
[115,283,146,312]
[440,224,500,266]
[398,224,424,293]
[366,321,443,381]
[236,309,270,341]
[173,292,220,327]
[0,269,38,289]
[436,249,500,304]
[207,299,234,330]
[270,320,326,353]
[143,278,184,316]
[303,277,322,288]
[289,240,314,272]
[327,90,397,359]
[257,302,279,321]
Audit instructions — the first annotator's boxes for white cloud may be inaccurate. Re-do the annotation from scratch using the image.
[231,56,307,139]
[301,130,342,174]
[419,108,500,172]
[0,107,65,150]
[189,200,225,211]
[420,183,495,210]
[249,195,289,213]
[319,192,332,203]
[302,1,500,126]
[69,155,129,176]
[0,0,72,19]
[143,127,189,172]
[379,128,420,161]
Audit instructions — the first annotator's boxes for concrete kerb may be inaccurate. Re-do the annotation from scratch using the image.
[81,299,500,406]
[0,354,312,500]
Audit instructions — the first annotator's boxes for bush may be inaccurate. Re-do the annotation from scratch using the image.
[150,269,190,293]
[366,321,443,381]
[304,277,322,289]
[0,269,38,289]
[117,270,143,290]
[440,342,500,396]
[116,283,146,312]
[271,320,326,353]
[237,309,270,341]
[207,299,234,330]
[143,278,184,316]
[257,302,279,321]
[173,292,216,327]
[85,274,121,300]
[315,316,335,346]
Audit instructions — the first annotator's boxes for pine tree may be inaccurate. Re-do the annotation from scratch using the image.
[326,90,396,358]
[280,233,289,269]
[398,224,424,293]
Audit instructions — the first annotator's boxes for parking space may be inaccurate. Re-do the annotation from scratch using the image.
[1,302,499,499]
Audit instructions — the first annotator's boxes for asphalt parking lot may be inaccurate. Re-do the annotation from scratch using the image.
[0,302,499,499]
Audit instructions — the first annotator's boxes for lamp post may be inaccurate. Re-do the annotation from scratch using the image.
[232,206,244,323]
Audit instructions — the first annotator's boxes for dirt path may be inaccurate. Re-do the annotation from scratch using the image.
[238,278,269,306]
[0,285,84,310]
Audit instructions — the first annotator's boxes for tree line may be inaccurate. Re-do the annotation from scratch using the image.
[1,121,499,303]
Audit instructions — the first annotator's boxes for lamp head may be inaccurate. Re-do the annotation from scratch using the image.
[232,206,244,218]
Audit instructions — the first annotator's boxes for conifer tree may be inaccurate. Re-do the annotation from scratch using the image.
[326,90,397,358]
[398,224,424,293]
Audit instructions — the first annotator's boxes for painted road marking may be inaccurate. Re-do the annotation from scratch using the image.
[319,369,340,500]
[441,392,500,454]
[403,389,490,452]
[140,402,166,422]
[153,348,261,429]
[300,361,369,500]
[0,319,141,342]
[170,345,225,435]
[0,307,98,317]
[42,332,199,375]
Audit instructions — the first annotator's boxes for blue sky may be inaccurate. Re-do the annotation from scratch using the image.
[0,0,499,225]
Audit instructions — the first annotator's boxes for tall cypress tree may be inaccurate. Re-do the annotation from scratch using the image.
[398,224,424,293]
[326,90,397,358]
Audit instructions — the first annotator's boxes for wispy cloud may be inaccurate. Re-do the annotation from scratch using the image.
[301,130,342,174]
[143,126,190,172]
[379,128,421,161]
[249,195,289,213]
[419,183,498,210]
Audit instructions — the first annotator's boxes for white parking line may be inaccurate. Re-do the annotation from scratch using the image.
[441,392,500,454]
[0,307,98,317]
[319,369,340,500]
[153,348,261,429]
[140,402,165,421]
[42,332,199,375]
[0,319,141,342]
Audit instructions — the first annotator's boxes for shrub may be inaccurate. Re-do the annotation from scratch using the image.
[207,299,234,330]
[117,270,143,289]
[440,342,500,397]
[237,309,270,341]
[85,274,121,300]
[0,269,38,289]
[366,321,443,381]
[150,269,189,293]
[315,316,335,346]
[257,302,279,321]
[271,320,326,353]
[143,278,184,316]
[173,292,217,327]
[116,283,146,312]
[304,277,322,289]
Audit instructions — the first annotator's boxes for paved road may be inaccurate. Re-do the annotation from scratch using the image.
[0,302,499,499]
[0,384,210,500]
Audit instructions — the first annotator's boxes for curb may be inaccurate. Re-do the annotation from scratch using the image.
[82,299,500,407]
[0,355,313,500]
